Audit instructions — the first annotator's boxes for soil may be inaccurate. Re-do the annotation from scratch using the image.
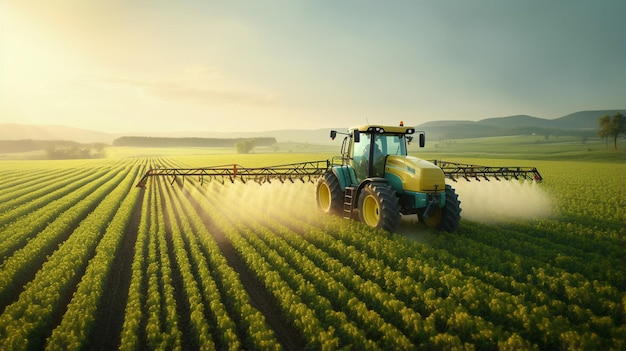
[88,191,144,350]
[217,236,305,350]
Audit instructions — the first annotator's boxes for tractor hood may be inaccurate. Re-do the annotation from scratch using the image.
[385,156,445,192]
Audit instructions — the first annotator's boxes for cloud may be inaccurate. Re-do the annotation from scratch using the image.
[144,81,280,106]
[103,66,280,107]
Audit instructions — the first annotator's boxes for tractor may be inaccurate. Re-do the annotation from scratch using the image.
[316,123,460,232]
[136,122,542,233]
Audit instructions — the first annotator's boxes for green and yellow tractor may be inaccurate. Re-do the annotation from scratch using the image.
[316,123,543,232]
[317,123,461,232]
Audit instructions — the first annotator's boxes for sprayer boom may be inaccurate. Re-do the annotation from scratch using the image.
[136,160,330,187]
[431,160,543,182]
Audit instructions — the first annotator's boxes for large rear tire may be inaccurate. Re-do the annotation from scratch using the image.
[316,171,343,215]
[419,184,461,232]
[358,183,400,232]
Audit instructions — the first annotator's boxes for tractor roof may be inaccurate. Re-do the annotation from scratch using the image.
[350,125,416,134]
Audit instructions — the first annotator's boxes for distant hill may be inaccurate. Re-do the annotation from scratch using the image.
[0,123,114,143]
[0,123,339,145]
[1,110,623,146]
[546,110,617,130]
[478,115,550,128]
[417,109,624,139]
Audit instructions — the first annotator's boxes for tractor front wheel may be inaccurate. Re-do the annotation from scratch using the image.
[358,183,400,232]
[419,184,461,232]
[316,171,343,215]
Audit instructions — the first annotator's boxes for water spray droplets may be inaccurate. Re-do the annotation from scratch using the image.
[450,180,554,224]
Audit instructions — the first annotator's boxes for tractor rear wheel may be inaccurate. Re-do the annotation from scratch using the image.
[316,171,343,215]
[419,184,461,232]
[358,183,400,232]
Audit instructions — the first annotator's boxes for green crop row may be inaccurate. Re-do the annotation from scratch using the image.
[119,164,280,350]
[232,170,624,350]
[46,162,144,349]
[258,201,531,349]
[0,163,133,296]
[166,182,280,350]
[0,154,622,350]
[118,166,153,351]
[0,161,141,350]
[0,164,115,247]
[162,179,226,350]
[0,166,79,212]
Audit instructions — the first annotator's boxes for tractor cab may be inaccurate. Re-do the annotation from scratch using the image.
[334,123,424,182]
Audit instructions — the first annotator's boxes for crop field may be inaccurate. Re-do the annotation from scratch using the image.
[0,147,624,350]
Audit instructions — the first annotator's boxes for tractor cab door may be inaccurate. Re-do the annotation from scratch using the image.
[350,132,371,181]
[351,132,388,181]
[352,132,409,182]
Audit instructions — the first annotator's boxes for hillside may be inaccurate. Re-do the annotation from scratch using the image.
[1,109,623,145]
[0,124,114,143]
[546,110,618,130]
[417,109,624,139]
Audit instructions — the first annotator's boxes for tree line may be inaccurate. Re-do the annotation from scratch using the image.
[113,136,276,149]
[0,140,106,159]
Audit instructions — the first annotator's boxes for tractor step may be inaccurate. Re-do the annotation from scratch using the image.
[343,187,356,219]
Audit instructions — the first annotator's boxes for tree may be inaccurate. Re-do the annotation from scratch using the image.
[235,139,256,154]
[597,112,625,149]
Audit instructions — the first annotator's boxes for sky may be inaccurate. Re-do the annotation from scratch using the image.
[0,0,624,133]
